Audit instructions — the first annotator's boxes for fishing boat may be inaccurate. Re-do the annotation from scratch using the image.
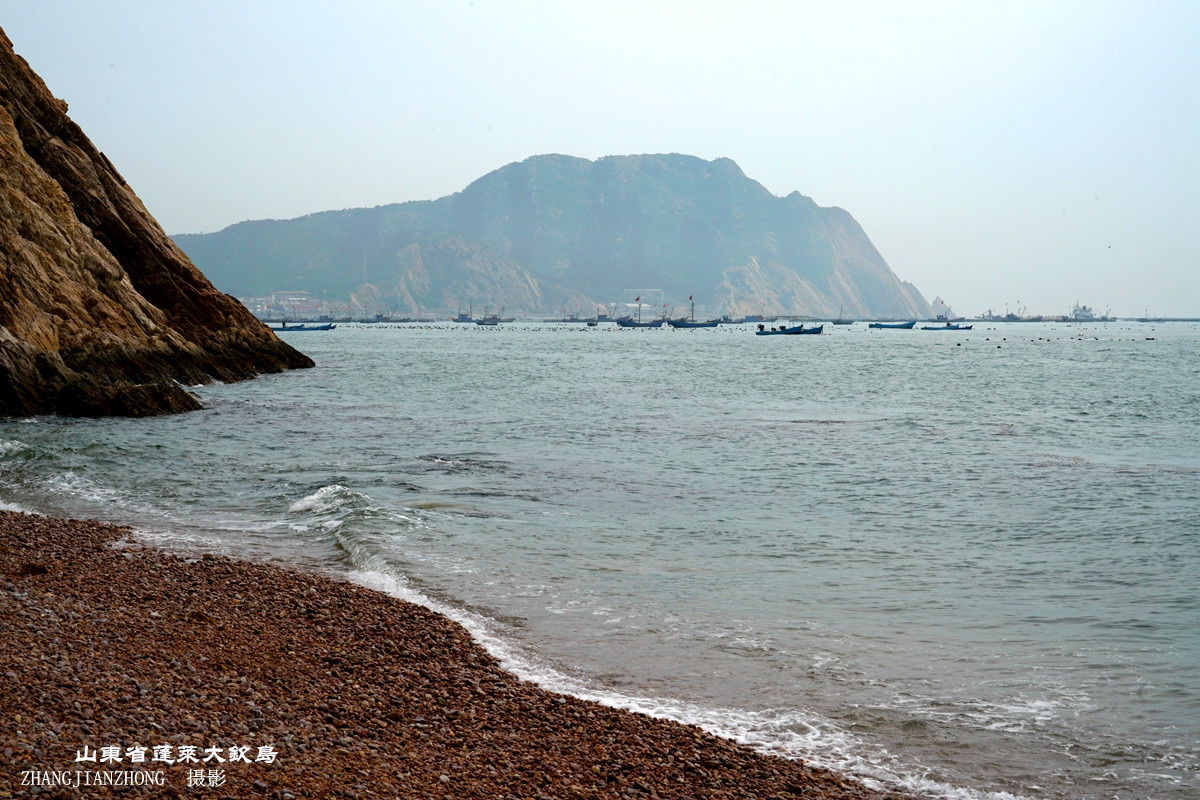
[831,306,854,325]
[475,308,514,325]
[615,296,664,327]
[468,303,511,326]
[755,323,823,336]
[721,313,768,325]
[667,296,720,328]
[1068,303,1112,322]
[272,322,336,331]
[920,322,973,330]
[868,320,916,329]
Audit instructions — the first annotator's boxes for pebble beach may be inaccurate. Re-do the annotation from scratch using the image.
[0,510,910,799]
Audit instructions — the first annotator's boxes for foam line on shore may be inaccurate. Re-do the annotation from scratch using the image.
[1,509,915,799]
[347,566,1028,800]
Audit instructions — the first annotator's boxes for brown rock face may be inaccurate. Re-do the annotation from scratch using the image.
[0,28,312,417]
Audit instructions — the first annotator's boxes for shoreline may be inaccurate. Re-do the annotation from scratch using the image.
[0,510,910,799]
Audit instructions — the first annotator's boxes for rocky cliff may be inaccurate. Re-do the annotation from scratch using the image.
[0,29,312,417]
[177,154,932,320]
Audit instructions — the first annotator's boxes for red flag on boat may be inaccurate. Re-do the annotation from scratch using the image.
[635,296,640,303]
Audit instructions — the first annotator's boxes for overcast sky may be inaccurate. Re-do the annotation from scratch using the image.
[4,1,1197,316]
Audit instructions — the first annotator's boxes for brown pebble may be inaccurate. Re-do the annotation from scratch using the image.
[0,510,911,799]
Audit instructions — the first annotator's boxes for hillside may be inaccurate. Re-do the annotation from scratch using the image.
[176,154,930,319]
[0,29,312,417]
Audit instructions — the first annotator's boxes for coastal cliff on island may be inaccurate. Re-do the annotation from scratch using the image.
[0,28,312,418]
[177,154,933,320]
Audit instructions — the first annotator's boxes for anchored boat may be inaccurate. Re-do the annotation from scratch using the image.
[667,296,720,328]
[755,323,823,336]
[272,322,336,331]
[615,296,664,328]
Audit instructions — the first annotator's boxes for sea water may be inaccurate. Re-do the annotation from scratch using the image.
[1,320,1197,799]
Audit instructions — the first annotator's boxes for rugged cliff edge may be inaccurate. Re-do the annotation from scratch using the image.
[0,29,312,418]
[179,154,933,320]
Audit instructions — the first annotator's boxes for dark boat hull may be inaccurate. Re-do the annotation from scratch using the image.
[868,321,916,329]
[273,323,336,331]
[615,319,665,328]
[755,324,823,336]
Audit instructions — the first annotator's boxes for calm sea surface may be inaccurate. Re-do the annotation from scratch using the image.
[2,320,1198,799]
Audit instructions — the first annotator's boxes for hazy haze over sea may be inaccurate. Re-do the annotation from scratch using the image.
[2,320,1197,799]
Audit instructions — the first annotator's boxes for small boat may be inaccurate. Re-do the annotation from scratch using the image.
[868,320,916,329]
[668,296,720,328]
[474,306,513,325]
[755,323,823,336]
[272,322,335,331]
[921,322,973,330]
[615,296,663,327]
[831,306,854,325]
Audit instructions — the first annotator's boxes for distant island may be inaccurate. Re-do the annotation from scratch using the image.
[174,154,932,321]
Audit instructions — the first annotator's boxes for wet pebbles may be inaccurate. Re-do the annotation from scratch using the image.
[0,510,908,799]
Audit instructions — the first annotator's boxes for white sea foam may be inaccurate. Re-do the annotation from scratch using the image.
[128,526,226,552]
[288,484,365,514]
[43,471,183,525]
[888,687,1084,736]
[346,566,1032,800]
[6,322,1192,800]
[46,470,122,507]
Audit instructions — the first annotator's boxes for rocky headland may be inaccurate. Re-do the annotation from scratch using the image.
[177,154,932,322]
[0,28,312,418]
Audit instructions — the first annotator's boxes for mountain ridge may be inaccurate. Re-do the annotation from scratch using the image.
[176,153,931,319]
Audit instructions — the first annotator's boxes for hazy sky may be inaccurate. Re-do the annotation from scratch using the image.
[4,1,1198,316]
